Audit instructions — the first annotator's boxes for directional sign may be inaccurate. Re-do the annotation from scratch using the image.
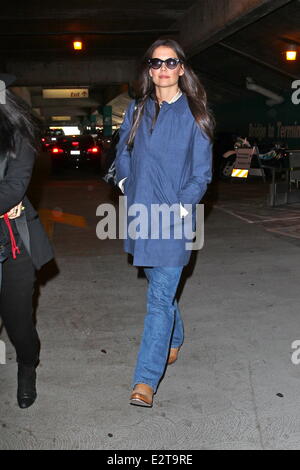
[43,89,89,99]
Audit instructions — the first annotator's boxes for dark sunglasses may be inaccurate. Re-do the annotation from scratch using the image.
[147,57,183,70]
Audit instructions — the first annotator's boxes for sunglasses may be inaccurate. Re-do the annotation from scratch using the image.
[147,57,183,70]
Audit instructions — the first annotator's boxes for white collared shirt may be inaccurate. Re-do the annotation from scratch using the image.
[159,89,182,107]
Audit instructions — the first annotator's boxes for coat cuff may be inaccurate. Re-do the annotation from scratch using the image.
[179,202,189,218]
[118,177,127,193]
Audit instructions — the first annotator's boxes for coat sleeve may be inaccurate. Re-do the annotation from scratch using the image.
[178,122,212,205]
[0,133,35,215]
[115,100,136,184]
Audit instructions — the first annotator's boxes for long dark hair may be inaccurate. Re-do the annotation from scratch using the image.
[0,89,41,160]
[127,38,215,148]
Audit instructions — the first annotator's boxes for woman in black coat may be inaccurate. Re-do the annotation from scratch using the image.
[0,74,54,408]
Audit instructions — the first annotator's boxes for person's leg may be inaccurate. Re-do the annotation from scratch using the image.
[145,268,184,351]
[132,265,183,394]
[0,248,39,366]
[170,299,184,349]
[0,248,39,408]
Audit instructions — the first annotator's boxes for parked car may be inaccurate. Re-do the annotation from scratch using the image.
[41,128,65,150]
[48,134,103,172]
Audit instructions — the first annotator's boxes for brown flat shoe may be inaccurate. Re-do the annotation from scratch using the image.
[130,384,153,407]
[168,347,180,365]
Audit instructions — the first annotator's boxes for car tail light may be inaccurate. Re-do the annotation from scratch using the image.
[52,147,63,154]
[41,138,46,142]
[87,147,99,153]
[72,141,79,146]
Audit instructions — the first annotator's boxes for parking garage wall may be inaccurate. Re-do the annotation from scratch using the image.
[213,88,300,149]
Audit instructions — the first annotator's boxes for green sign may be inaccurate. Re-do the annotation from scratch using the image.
[213,88,300,149]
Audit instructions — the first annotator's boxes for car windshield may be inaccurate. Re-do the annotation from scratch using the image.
[45,129,64,137]
[55,135,96,147]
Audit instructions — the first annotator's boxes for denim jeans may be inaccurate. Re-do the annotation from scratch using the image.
[132,266,184,393]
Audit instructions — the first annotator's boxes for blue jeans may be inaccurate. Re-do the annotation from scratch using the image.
[132,266,184,393]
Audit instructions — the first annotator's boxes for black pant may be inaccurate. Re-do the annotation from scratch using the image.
[0,244,39,366]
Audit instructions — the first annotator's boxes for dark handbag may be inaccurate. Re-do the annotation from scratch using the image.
[102,101,137,186]
[101,130,120,186]
[102,159,117,186]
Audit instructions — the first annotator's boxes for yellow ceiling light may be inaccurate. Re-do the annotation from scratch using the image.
[73,40,83,51]
[286,44,297,61]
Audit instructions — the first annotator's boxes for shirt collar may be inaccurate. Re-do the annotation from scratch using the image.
[159,89,182,107]
[148,90,187,114]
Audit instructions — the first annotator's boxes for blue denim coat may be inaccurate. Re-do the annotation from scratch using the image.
[115,93,212,267]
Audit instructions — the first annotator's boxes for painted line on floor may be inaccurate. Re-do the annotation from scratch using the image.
[38,209,88,239]
[215,205,300,225]
[214,205,256,223]
[264,227,300,239]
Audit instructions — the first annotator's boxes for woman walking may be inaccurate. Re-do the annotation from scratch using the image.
[115,39,214,407]
[0,74,54,408]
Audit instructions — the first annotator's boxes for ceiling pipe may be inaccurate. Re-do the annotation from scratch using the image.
[246,77,284,106]
[0,29,179,36]
[219,42,298,80]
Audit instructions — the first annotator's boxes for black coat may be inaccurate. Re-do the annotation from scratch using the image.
[0,133,54,270]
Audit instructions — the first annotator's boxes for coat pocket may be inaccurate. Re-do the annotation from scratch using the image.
[152,167,179,206]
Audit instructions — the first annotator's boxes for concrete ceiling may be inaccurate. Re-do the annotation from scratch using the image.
[1,0,298,126]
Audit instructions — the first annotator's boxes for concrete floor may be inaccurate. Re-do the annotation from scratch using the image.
[1,171,300,450]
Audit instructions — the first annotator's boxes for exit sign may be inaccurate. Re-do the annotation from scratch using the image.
[43,89,89,99]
